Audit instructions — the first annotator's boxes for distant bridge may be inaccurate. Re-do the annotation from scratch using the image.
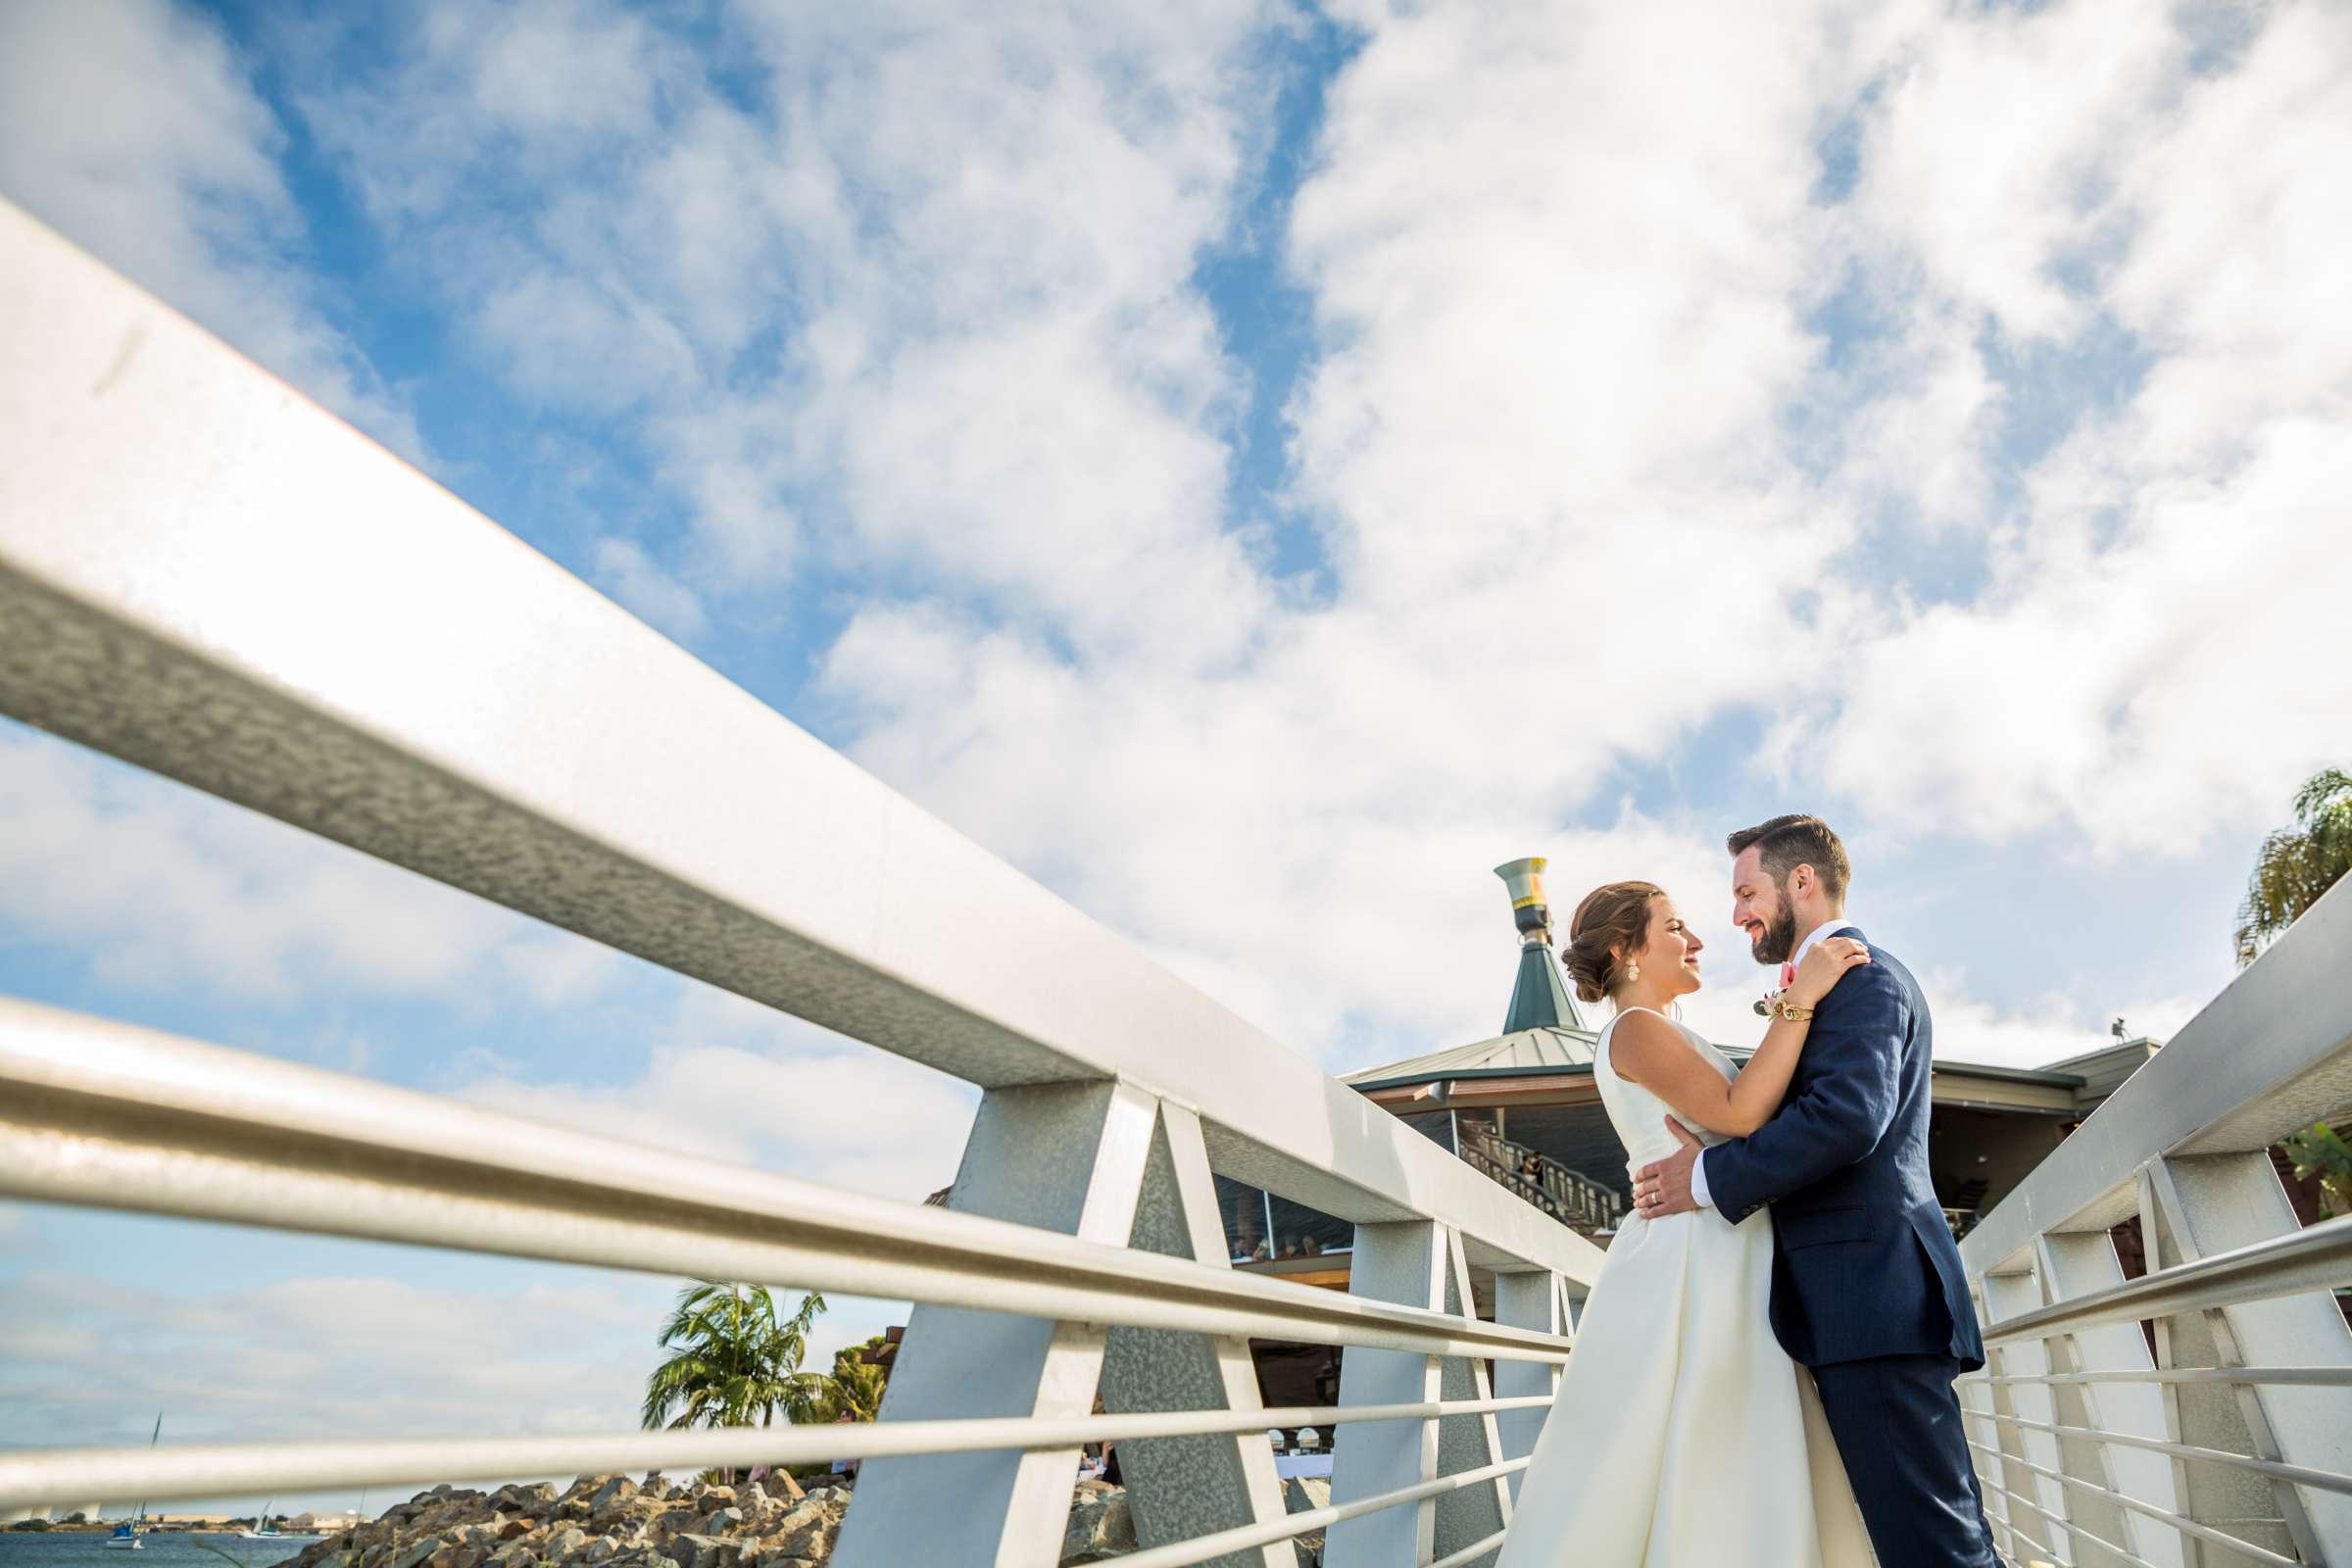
[2,198,2348,1568]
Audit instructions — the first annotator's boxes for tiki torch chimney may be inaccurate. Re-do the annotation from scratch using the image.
[1494,857,1553,949]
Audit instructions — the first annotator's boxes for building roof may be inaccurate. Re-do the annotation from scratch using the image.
[1341,1021,2087,1095]
[1341,1023,1598,1091]
[2039,1036,2161,1073]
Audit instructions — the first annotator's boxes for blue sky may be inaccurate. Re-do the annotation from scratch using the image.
[2,0,2349,1512]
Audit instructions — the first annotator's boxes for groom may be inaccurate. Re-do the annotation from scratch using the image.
[1632,814,1999,1568]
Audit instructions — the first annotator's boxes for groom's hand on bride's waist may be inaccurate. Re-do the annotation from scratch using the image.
[1631,1119,1704,1219]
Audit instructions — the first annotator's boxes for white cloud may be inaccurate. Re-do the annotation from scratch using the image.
[290,0,1283,656]
[1921,976,2209,1071]
[0,1250,914,1509]
[588,537,710,643]
[1806,0,2352,853]
[0,721,620,1011]
[1845,0,2179,342]
[448,984,979,1202]
[0,0,422,458]
[0,1264,663,1452]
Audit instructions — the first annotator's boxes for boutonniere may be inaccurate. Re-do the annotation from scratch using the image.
[1755,988,1816,1023]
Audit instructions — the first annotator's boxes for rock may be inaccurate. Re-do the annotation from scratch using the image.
[589,1479,637,1514]
[693,1508,742,1537]
[765,1475,804,1505]
[394,1539,442,1568]
[693,1489,735,1510]
[583,1540,617,1565]
[543,1527,590,1563]
[669,1535,743,1568]
[1059,1488,1135,1565]
[497,1520,533,1543]
[1283,1477,1331,1514]
[768,1506,835,1562]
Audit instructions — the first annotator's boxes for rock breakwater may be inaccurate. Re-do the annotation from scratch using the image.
[276,1471,1152,1568]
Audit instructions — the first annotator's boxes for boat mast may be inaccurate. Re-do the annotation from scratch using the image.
[134,1413,161,1525]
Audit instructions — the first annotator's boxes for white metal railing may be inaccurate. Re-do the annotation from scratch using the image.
[1957,875,2352,1568]
[0,196,1597,1568]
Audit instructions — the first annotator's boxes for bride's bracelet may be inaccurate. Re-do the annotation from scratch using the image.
[1762,995,1815,1022]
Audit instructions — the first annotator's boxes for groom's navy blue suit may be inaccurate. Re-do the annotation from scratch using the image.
[1700,930,2000,1568]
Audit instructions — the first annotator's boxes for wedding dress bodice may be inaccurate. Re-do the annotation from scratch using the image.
[1592,1005,1738,1173]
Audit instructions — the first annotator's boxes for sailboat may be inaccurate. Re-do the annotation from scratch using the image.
[103,1414,162,1549]
[238,1500,321,1542]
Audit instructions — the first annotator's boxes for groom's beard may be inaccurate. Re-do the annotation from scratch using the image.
[1750,900,1799,966]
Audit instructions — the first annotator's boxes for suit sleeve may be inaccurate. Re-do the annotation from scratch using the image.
[1698,960,1905,1224]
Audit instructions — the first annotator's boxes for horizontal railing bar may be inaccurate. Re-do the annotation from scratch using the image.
[0,1001,1573,1365]
[0,1400,1553,1512]
[1969,1473,2164,1568]
[1970,1439,2301,1567]
[1429,1526,1511,1568]
[1984,1510,2062,1568]
[1111,1456,1531,1568]
[1973,1410,2352,1496]
[1977,1216,2352,1343]
[0,199,1600,1283]
[1980,1367,2352,1390]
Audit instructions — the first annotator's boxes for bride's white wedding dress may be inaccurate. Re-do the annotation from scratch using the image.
[1495,1006,1874,1567]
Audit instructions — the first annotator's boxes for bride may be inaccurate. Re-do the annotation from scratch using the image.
[1494,880,1876,1567]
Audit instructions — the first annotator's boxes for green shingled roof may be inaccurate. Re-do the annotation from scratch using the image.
[1502,940,1583,1034]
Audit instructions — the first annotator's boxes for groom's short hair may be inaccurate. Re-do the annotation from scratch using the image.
[1728,814,1850,902]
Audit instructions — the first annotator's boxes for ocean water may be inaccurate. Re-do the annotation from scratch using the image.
[0,1537,315,1568]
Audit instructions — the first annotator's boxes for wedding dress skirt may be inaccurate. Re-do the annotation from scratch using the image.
[1495,1007,1874,1568]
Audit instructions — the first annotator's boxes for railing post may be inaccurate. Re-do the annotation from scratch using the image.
[1981,1268,2077,1560]
[2034,1232,2185,1568]
[1490,1271,1567,1504]
[2134,1168,2215,1568]
[2143,1152,2352,1563]
[1955,1361,2020,1562]
[1432,1227,1511,1566]
[1324,1220,1445,1567]
[1097,1102,1291,1568]
[834,1080,1158,1568]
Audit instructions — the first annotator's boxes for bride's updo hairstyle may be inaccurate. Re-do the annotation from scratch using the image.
[1563,880,1666,1004]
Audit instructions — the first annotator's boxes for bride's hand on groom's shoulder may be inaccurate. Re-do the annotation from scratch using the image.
[1788,937,1871,1008]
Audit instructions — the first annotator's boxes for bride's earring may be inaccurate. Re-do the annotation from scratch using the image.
[1626,961,1641,983]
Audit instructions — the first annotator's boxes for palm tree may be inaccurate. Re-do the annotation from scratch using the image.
[2234,768,2352,966]
[641,1283,830,1463]
[818,1336,892,1423]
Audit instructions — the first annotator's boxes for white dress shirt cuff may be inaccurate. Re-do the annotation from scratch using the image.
[1690,1147,1715,1209]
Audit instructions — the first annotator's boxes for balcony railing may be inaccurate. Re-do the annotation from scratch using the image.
[1956,876,2352,1567]
[1454,1123,1625,1236]
[0,199,1602,1568]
